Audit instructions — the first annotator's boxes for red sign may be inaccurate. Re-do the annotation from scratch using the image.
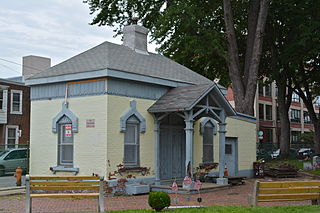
[65,124,72,137]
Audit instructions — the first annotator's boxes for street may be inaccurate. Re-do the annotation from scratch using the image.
[0,175,25,188]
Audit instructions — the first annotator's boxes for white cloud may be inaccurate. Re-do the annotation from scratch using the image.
[0,0,157,78]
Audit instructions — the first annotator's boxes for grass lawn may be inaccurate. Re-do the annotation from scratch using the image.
[109,206,320,213]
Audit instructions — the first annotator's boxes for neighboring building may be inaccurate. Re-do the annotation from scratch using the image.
[0,79,30,150]
[226,82,320,148]
[0,56,50,150]
[26,23,256,187]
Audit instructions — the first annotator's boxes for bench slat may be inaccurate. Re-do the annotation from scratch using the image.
[260,187,320,194]
[259,181,320,188]
[30,193,100,198]
[258,193,320,201]
[30,176,100,180]
[30,181,100,186]
[30,186,100,191]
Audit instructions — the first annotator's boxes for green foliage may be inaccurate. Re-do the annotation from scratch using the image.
[148,192,170,212]
[85,0,256,86]
[109,205,320,213]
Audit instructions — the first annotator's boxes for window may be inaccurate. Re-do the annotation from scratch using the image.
[291,92,300,103]
[259,104,264,120]
[276,106,280,121]
[0,90,3,110]
[124,115,140,167]
[6,126,18,149]
[10,90,22,114]
[258,84,264,96]
[265,84,272,97]
[225,144,232,154]
[290,109,301,123]
[203,122,214,163]
[291,131,301,144]
[265,129,273,143]
[266,105,273,120]
[58,116,73,167]
[304,111,311,124]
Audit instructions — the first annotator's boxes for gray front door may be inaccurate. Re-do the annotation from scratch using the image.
[159,126,186,180]
[225,137,238,176]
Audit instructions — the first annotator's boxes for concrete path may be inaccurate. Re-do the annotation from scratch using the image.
[0,178,314,213]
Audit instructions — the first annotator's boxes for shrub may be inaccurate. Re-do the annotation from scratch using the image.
[148,191,171,212]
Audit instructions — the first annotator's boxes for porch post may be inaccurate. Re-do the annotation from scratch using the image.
[154,118,161,185]
[217,111,228,185]
[184,111,194,178]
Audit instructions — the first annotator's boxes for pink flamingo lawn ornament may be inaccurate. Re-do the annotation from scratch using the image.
[171,179,179,205]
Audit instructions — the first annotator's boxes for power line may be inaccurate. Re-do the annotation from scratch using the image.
[0,63,21,74]
[0,57,44,72]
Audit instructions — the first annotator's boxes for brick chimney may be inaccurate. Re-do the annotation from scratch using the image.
[122,18,149,55]
[22,55,51,80]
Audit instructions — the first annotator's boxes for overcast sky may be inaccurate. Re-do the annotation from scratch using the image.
[0,0,157,78]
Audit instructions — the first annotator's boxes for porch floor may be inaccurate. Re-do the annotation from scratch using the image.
[151,182,230,194]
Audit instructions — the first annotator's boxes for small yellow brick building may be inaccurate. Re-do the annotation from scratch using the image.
[26,23,256,189]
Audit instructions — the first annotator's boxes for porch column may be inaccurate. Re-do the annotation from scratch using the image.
[154,118,161,185]
[184,111,194,177]
[217,111,228,185]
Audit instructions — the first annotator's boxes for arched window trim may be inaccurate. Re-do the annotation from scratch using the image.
[199,117,217,135]
[120,100,146,133]
[52,102,78,133]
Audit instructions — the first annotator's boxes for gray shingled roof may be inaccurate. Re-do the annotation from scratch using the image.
[28,41,212,85]
[148,83,214,112]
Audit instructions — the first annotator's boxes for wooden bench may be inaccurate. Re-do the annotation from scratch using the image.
[25,175,104,213]
[250,180,320,206]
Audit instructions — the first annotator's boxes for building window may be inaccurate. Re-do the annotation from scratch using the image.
[6,126,19,149]
[259,104,264,120]
[276,106,280,121]
[304,111,312,124]
[10,90,22,114]
[225,144,232,154]
[258,84,264,96]
[265,84,272,97]
[124,115,140,167]
[58,116,73,167]
[265,129,273,143]
[203,122,214,163]
[291,92,300,103]
[266,105,273,121]
[291,131,301,144]
[290,109,301,123]
[0,90,3,110]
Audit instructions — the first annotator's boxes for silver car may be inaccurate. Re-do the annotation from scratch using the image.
[0,148,28,176]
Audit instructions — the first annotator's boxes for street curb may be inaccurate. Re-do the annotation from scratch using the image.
[0,186,25,192]
[298,171,320,179]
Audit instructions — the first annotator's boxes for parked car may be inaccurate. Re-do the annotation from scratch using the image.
[270,148,298,160]
[0,148,28,176]
[271,149,280,159]
[297,148,314,159]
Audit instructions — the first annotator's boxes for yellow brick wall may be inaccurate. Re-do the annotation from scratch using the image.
[106,95,156,179]
[29,95,108,176]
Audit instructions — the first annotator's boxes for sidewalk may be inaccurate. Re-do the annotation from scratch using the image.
[0,177,314,213]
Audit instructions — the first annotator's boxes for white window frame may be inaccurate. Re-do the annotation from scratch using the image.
[5,125,19,149]
[124,116,140,167]
[202,121,214,163]
[10,90,22,114]
[57,116,74,167]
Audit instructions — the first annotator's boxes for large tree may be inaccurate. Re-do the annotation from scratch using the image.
[86,0,270,116]
[262,0,320,156]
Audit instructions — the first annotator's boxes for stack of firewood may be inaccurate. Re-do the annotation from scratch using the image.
[265,163,298,178]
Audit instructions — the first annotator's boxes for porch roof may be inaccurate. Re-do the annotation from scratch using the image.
[148,83,236,116]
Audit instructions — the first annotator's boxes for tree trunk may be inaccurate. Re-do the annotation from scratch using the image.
[314,121,320,154]
[276,78,292,158]
[223,0,269,116]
